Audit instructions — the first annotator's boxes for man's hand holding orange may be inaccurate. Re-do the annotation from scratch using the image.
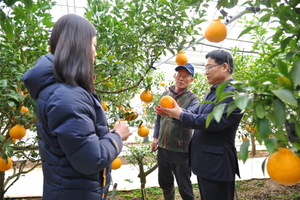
[156,96,182,119]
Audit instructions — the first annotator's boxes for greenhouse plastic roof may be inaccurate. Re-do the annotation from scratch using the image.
[51,0,276,69]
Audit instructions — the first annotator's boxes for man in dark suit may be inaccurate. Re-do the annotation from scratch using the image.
[157,50,242,200]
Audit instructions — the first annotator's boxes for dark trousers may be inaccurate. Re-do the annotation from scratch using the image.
[197,176,235,200]
[157,147,194,200]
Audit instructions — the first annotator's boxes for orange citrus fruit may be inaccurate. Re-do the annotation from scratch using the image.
[118,105,125,112]
[111,157,122,170]
[175,52,188,66]
[138,125,150,137]
[244,124,250,131]
[242,137,248,142]
[101,101,109,111]
[124,109,138,121]
[159,81,166,86]
[0,157,13,171]
[159,96,174,108]
[21,106,29,115]
[204,19,227,43]
[140,90,154,103]
[9,124,26,139]
[267,148,300,185]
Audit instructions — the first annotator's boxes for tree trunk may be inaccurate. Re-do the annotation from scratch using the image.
[250,135,256,156]
[0,171,5,200]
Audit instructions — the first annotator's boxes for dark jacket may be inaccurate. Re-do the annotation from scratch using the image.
[181,80,242,182]
[22,54,123,200]
[153,86,198,152]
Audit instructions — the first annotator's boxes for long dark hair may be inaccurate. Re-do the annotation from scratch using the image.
[50,14,96,93]
[205,50,234,74]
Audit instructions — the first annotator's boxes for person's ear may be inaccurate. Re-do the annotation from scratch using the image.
[222,63,229,73]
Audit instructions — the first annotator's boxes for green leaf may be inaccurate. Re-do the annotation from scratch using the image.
[3,94,19,101]
[238,138,249,163]
[272,98,286,128]
[259,13,271,22]
[257,117,271,140]
[254,102,265,119]
[291,60,300,86]
[0,79,8,88]
[216,91,233,103]
[213,103,226,122]
[215,80,229,96]
[246,96,253,110]
[227,101,237,116]
[24,0,33,6]
[261,157,268,176]
[234,92,249,110]
[277,60,289,77]
[1,19,14,41]
[4,0,18,6]
[205,112,214,128]
[285,51,296,61]
[280,36,293,52]
[271,89,297,106]
[264,137,277,153]
[277,75,293,90]
[237,26,259,39]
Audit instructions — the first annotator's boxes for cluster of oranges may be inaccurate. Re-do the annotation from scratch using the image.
[1,101,31,171]
[0,124,28,171]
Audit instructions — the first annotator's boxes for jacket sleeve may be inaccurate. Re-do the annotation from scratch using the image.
[181,105,242,131]
[181,87,242,131]
[46,86,123,175]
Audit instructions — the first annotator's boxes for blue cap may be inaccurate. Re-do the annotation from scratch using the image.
[175,63,194,76]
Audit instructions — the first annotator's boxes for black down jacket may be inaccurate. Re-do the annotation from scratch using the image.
[22,54,123,200]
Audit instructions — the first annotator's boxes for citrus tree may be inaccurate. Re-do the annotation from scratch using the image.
[213,0,300,185]
[85,0,210,128]
[124,138,158,200]
[0,0,54,199]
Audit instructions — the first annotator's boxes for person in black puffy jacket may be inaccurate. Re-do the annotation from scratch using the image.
[22,14,132,200]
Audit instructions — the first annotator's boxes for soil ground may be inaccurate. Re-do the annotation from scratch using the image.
[5,151,300,200]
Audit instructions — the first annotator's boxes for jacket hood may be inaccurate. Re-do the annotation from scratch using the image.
[22,53,56,100]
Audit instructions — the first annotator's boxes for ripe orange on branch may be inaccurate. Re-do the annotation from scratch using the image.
[101,101,109,111]
[111,157,122,170]
[204,19,227,43]
[21,106,29,115]
[0,157,12,171]
[175,52,188,66]
[138,125,150,137]
[267,148,300,185]
[159,96,174,109]
[9,124,26,139]
[124,108,138,121]
[159,81,166,86]
[140,90,154,103]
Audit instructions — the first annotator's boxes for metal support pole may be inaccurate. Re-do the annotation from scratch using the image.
[153,6,260,68]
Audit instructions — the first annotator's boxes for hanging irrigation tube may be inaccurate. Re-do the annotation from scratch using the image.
[153,6,260,68]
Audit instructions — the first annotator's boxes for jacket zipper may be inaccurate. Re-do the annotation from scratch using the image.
[102,168,107,198]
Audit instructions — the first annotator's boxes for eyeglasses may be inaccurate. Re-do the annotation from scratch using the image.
[204,64,221,72]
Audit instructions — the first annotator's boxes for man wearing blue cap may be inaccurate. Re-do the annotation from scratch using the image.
[151,63,198,200]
